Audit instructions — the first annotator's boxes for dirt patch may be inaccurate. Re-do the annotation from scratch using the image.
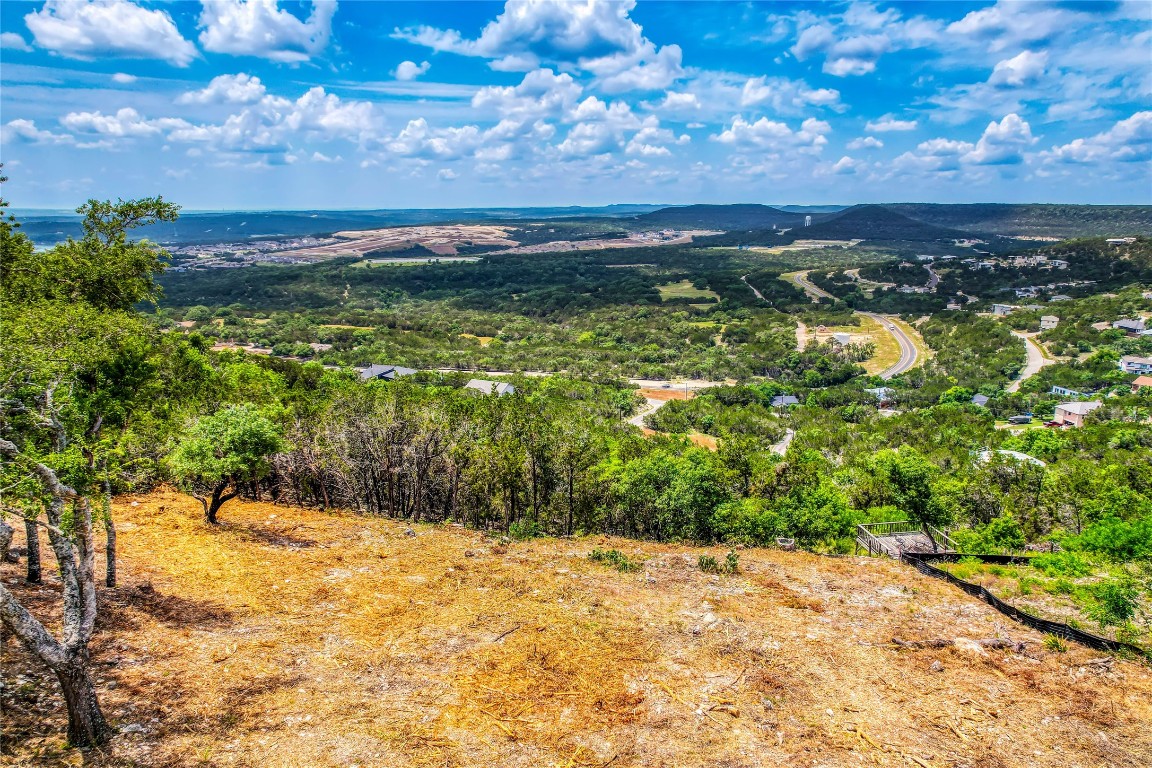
[4,491,1151,767]
[637,388,693,401]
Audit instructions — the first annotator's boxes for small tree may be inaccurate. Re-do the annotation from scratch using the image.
[874,448,953,550]
[170,405,286,523]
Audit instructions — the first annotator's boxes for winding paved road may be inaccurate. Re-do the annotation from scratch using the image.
[785,272,921,379]
[789,270,836,302]
[859,312,920,379]
[1006,331,1053,393]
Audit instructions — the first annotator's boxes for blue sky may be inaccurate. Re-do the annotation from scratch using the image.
[1,0,1149,210]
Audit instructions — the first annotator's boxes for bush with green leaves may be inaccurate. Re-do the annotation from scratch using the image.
[1085,576,1143,630]
[588,548,640,572]
[1071,517,1152,561]
[1031,551,1092,577]
[508,519,541,541]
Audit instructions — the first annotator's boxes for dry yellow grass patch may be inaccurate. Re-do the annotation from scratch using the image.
[4,492,1151,767]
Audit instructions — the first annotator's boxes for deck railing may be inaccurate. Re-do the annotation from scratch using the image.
[855,521,958,557]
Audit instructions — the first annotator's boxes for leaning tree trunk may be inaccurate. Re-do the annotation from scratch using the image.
[24,515,42,585]
[0,441,115,749]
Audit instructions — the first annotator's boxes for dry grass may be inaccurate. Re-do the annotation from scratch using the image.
[4,491,1152,767]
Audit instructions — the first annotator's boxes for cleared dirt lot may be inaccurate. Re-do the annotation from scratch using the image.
[4,492,1151,767]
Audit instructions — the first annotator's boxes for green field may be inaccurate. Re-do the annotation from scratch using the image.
[656,279,720,302]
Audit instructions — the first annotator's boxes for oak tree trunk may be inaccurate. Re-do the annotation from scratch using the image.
[55,655,114,748]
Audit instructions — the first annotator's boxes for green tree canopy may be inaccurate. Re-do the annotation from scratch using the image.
[169,405,286,523]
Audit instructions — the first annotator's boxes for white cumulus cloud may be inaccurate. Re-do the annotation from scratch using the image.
[198,0,336,63]
[61,107,190,138]
[1,119,74,144]
[395,60,431,81]
[24,0,196,66]
[1,32,32,51]
[865,115,918,132]
[178,73,268,105]
[847,136,883,150]
[711,116,830,152]
[1046,111,1152,165]
[989,50,1048,87]
[963,113,1035,165]
[395,0,682,92]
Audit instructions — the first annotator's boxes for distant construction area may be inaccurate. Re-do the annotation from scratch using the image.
[497,229,721,255]
[275,226,722,260]
[281,224,519,258]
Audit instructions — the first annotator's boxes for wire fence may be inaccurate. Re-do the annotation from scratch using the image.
[901,551,1149,659]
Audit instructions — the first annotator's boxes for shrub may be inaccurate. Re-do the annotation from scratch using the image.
[508,519,541,541]
[1086,576,1142,629]
[1071,517,1152,560]
[589,548,640,572]
[1032,551,1092,577]
[699,550,739,575]
[698,554,720,573]
[1042,635,1068,653]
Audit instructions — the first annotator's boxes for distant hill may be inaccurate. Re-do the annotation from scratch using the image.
[799,204,968,241]
[630,204,810,231]
[887,204,1152,238]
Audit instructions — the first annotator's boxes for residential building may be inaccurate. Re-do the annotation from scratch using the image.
[1053,401,1102,428]
[1050,385,1093,398]
[1040,315,1059,330]
[465,379,515,396]
[771,395,801,408]
[946,301,962,310]
[991,304,1016,316]
[970,394,990,407]
[358,364,418,381]
[1112,318,1147,334]
[864,387,895,407]
[1106,237,1136,245]
[1131,375,1152,393]
[1049,295,1072,302]
[1119,355,1152,375]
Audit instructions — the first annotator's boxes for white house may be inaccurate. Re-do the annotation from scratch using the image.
[1119,355,1152,375]
[465,379,515,396]
[1054,401,1102,427]
[1040,315,1059,330]
[991,304,1017,316]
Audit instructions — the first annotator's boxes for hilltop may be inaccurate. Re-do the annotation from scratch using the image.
[800,204,968,242]
[5,491,1151,767]
[631,204,811,231]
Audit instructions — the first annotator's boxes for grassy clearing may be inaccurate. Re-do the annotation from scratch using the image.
[807,315,900,376]
[459,333,495,346]
[4,491,1152,767]
[656,280,720,302]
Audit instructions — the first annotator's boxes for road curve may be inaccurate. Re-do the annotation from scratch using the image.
[860,312,919,379]
[1006,331,1052,393]
[789,270,836,302]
